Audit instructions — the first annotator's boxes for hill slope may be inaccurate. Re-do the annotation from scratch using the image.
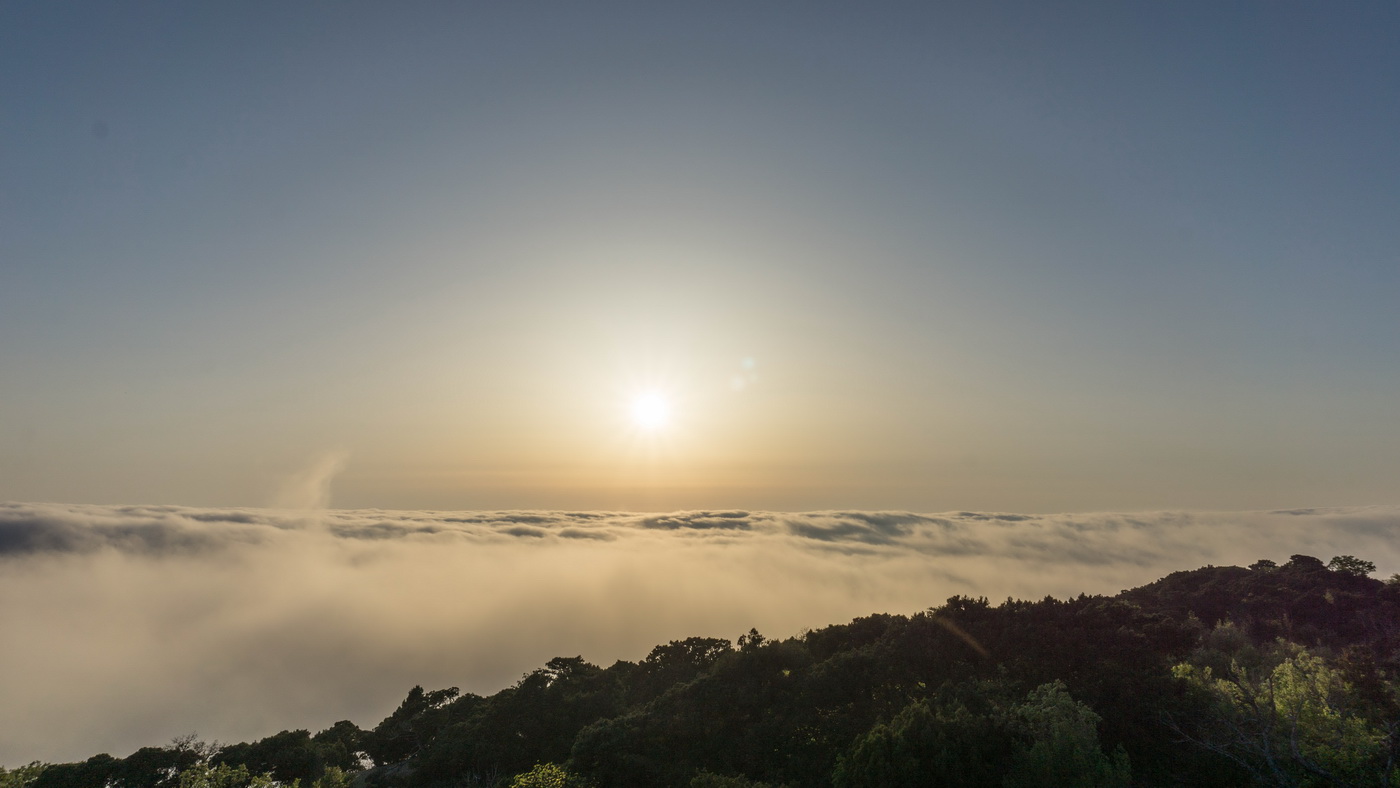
[10,553,1399,788]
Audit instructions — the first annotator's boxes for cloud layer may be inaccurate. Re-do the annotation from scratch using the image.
[3,501,1398,765]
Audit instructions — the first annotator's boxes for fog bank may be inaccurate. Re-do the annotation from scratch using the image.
[3,502,1397,765]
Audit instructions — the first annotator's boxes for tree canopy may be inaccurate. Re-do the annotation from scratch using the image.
[16,553,1399,788]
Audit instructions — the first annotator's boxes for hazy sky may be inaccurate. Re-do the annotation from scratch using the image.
[3,2,1399,511]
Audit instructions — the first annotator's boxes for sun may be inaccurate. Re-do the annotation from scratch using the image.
[630,391,671,430]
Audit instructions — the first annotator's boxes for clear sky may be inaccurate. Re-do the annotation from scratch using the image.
[3,2,1398,513]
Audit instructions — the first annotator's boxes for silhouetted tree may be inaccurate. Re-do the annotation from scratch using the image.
[1329,555,1377,577]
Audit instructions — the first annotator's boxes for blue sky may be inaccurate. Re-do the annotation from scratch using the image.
[3,2,1398,511]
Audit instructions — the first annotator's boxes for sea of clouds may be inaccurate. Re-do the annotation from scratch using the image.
[3,501,1398,765]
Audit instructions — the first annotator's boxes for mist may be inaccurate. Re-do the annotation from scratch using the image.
[2,501,1397,766]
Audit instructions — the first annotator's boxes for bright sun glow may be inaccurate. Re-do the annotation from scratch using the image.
[630,392,671,430]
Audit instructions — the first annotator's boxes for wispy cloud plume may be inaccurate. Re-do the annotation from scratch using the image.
[271,451,349,512]
[1,502,1397,766]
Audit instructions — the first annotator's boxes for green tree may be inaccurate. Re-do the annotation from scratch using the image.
[689,771,779,787]
[507,763,586,788]
[361,685,459,765]
[110,745,200,788]
[1289,555,1328,572]
[1171,645,1397,786]
[31,754,118,788]
[0,763,47,788]
[175,764,275,788]
[1328,556,1377,577]
[214,729,324,784]
[1001,681,1131,788]
[737,629,766,652]
[309,766,351,788]
[833,695,1015,788]
[834,682,1129,788]
[310,721,367,772]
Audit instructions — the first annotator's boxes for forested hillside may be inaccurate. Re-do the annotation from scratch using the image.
[6,554,1398,788]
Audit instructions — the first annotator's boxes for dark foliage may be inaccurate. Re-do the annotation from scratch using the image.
[24,554,1400,788]
[1120,554,1400,651]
